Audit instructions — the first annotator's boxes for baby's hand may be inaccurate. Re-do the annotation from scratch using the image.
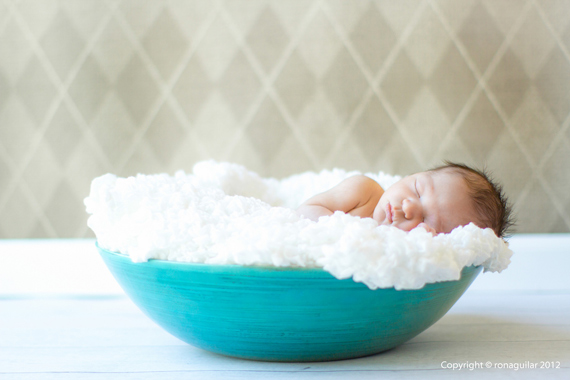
[414,222,437,236]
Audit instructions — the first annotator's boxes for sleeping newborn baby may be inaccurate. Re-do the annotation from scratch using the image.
[297,162,513,237]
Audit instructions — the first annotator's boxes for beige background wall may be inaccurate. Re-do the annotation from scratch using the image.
[1,0,570,238]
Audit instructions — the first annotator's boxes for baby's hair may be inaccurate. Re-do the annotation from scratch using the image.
[429,161,515,238]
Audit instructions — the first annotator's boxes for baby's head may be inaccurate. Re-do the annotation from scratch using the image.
[372,161,514,237]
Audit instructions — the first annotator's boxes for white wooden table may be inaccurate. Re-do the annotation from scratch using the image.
[1,236,569,379]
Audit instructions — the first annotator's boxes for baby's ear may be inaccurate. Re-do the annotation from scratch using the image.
[415,223,437,236]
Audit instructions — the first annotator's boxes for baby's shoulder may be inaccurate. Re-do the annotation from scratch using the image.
[341,175,383,195]
[345,174,381,187]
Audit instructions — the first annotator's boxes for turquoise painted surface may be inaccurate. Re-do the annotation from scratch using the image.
[98,245,482,362]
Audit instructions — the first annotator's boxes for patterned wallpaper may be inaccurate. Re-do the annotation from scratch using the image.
[1,0,570,238]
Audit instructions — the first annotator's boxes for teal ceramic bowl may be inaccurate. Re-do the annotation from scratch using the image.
[98,244,482,362]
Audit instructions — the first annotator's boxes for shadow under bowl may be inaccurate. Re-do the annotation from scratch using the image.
[98,244,482,362]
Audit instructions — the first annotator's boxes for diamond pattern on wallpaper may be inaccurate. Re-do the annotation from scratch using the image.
[486,130,533,201]
[144,102,187,166]
[63,139,109,207]
[69,54,110,123]
[0,155,12,198]
[562,23,570,54]
[535,49,570,124]
[404,6,450,78]
[350,95,397,165]
[14,0,59,39]
[0,184,36,238]
[223,0,267,37]
[376,0,425,36]
[59,0,109,40]
[193,15,240,82]
[90,93,137,165]
[0,98,37,165]
[296,9,341,78]
[560,202,570,232]
[429,44,478,123]
[2,0,570,237]
[552,213,570,234]
[535,0,570,35]
[274,50,317,119]
[402,87,451,163]
[219,50,263,122]
[0,71,8,113]
[327,135,369,172]
[115,54,160,124]
[0,2,8,25]
[142,8,188,82]
[15,56,58,125]
[268,134,313,178]
[270,0,317,36]
[118,0,163,38]
[541,137,570,206]
[44,103,84,166]
[43,179,84,237]
[431,132,476,168]
[167,0,218,40]
[487,48,531,118]
[511,87,559,163]
[120,140,163,178]
[509,7,557,78]
[40,10,85,82]
[325,0,370,35]
[244,96,291,163]
[91,18,135,82]
[193,92,240,159]
[380,50,423,119]
[22,141,62,209]
[0,18,33,85]
[322,47,369,123]
[516,179,561,233]
[433,0,478,33]
[349,2,397,75]
[168,134,207,175]
[297,89,343,161]
[172,56,213,123]
[456,2,503,74]
[226,133,265,176]
[481,0,527,36]
[246,6,289,75]
[457,92,505,163]
[376,132,422,176]
[14,115,43,168]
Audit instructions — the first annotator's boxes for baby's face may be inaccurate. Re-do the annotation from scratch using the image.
[372,169,477,234]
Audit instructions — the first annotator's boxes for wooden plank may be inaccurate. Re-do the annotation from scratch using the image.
[0,294,569,378]
[1,341,568,373]
[2,234,570,295]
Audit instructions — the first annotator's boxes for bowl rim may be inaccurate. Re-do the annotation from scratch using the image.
[96,242,483,285]
[96,242,332,274]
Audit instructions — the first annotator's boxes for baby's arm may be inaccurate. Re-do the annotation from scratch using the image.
[296,175,384,221]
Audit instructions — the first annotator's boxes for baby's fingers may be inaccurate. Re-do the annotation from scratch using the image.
[415,222,437,236]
